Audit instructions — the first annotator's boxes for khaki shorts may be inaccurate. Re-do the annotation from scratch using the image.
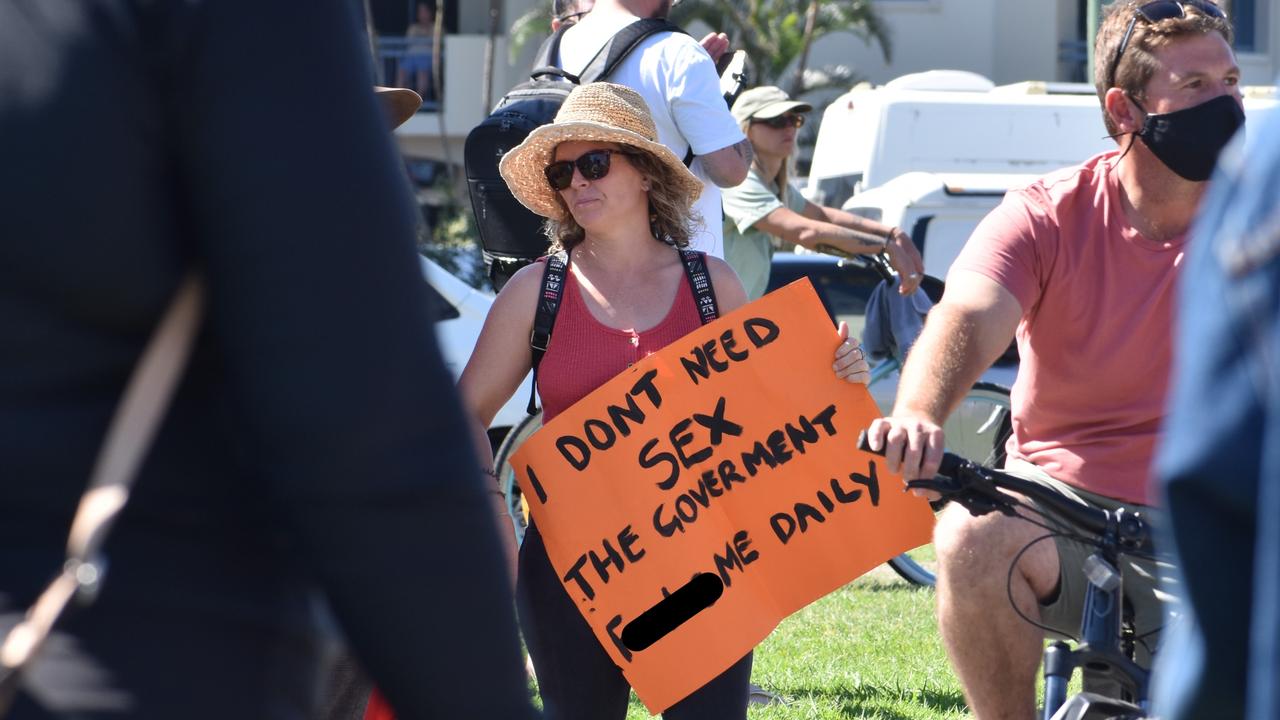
[1001,459,1175,669]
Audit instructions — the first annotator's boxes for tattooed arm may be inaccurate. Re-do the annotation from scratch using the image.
[698,137,753,188]
[755,198,926,294]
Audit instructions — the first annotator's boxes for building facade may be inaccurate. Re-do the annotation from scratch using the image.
[386,0,1278,164]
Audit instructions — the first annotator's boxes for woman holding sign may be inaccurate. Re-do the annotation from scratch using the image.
[458,82,872,719]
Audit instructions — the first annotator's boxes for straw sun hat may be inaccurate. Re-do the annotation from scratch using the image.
[498,82,703,221]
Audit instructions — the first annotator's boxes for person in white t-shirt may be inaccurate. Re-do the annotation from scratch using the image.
[551,0,594,31]
[556,0,751,258]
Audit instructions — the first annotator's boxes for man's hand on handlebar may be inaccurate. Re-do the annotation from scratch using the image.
[865,416,946,490]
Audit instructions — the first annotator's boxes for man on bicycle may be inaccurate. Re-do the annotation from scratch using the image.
[865,2,1243,717]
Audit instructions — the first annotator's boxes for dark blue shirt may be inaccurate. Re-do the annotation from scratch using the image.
[0,1,536,717]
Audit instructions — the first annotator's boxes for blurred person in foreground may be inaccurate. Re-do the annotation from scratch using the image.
[457,81,871,719]
[1153,89,1280,720]
[864,1,1243,717]
[722,86,924,301]
[0,1,536,718]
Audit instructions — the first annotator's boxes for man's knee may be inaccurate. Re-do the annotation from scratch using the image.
[934,505,1012,572]
[934,504,1058,594]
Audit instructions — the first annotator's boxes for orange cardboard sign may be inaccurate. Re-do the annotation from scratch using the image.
[511,279,935,714]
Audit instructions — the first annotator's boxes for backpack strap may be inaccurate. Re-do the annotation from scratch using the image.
[577,18,686,84]
[528,251,570,415]
[526,247,713,416]
[679,249,719,325]
[529,24,574,81]
[0,274,203,705]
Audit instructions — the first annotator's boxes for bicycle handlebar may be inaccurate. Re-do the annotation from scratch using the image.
[855,431,1154,556]
[813,244,896,283]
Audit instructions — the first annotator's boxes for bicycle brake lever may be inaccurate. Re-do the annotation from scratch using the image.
[906,477,962,513]
[953,493,1017,518]
[905,478,950,493]
[910,474,1017,518]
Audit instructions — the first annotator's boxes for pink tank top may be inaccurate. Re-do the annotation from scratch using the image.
[538,264,703,423]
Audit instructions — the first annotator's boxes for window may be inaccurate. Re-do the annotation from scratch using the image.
[1232,0,1261,53]
[871,0,942,10]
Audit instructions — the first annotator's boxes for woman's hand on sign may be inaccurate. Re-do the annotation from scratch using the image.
[832,321,870,385]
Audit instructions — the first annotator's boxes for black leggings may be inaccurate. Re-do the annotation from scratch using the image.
[517,524,752,720]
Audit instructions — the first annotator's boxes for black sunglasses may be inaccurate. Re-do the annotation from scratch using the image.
[1108,0,1226,89]
[544,149,632,191]
[753,113,806,130]
[555,9,588,24]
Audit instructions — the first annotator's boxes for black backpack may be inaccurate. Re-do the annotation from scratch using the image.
[464,19,683,292]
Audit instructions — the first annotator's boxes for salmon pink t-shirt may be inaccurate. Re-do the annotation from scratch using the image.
[951,151,1184,505]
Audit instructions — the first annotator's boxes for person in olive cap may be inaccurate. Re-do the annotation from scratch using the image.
[722,85,924,300]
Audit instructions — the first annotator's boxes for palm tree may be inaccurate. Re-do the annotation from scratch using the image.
[483,0,503,114]
[670,0,891,96]
[507,0,892,95]
[508,4,555,63]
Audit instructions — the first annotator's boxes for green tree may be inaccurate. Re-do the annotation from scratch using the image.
[508,4,554,63]
[509,0,892,96]
[672,0,890,95]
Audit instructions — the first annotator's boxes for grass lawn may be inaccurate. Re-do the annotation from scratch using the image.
[627,552,967,718]
[527,561,964,719]
[529,553,1079,718]
[599,560,969,719]
[729,572,968,720]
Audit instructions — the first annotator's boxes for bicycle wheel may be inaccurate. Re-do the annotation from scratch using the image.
[493,410,543,543]
[887,382,1012,587]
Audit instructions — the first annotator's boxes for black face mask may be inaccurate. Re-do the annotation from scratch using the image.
[1133,94,1245,182]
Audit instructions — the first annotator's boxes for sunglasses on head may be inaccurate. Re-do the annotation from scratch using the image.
[754,113,806,130]
[1108,0,1226,89]
[544,149,632,191]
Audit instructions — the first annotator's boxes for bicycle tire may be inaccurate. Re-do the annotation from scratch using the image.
[493,410,543,543]
[887,381,1012,587]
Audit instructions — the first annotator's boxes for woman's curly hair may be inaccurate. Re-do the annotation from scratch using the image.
[543,144,703,253]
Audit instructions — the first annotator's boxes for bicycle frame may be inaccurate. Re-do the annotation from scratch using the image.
[870,356,901,385]
[856,432,1160,719]
[1041,513,1149,720]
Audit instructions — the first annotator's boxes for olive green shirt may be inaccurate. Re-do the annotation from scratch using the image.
[722,167,809,300]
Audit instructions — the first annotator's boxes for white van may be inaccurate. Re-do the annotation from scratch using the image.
[806,71,1279,278]
[806,70,1278,208]
[840,171,1033,279]
[805,72,1115,209]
